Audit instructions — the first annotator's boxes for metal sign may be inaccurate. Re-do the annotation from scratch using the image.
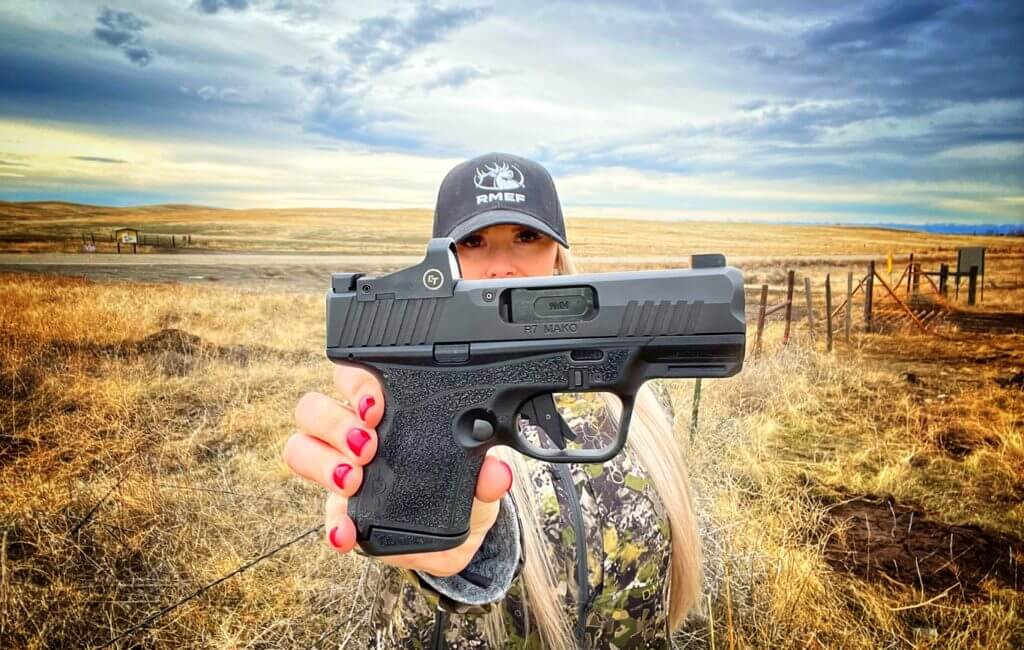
[956,247,985,277]
[956,246,986,303]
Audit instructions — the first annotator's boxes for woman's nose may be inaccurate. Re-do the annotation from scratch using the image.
[487,265,519,278]
[485,256,519,278]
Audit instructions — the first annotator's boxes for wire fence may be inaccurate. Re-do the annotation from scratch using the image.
[750,252,985,359]
[65,230,195,254]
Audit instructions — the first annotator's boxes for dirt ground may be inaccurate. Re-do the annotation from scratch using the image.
[821,494,1021,601]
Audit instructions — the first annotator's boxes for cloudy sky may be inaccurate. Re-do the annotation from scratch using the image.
[1,0,1021,223]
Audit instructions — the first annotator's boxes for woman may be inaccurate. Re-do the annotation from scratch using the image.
[285,153,703,648]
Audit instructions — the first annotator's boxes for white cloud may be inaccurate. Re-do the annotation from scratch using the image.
[0,0,1020,224]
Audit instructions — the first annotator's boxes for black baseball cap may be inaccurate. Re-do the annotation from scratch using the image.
[432,152,569,248]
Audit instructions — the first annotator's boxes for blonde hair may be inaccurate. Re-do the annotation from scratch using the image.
[481,245,703,648]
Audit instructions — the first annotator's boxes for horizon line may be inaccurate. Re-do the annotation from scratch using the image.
[1,199,1021,231]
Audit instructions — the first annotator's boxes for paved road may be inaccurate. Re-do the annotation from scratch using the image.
[0,250,939,292]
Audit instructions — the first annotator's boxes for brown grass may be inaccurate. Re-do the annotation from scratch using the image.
[1,211,1022,648]
[2,200,1021,259]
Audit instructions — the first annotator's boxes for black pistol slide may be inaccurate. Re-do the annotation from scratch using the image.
[325,237,745,555]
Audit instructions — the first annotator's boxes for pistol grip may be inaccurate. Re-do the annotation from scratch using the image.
[347,370,490,556]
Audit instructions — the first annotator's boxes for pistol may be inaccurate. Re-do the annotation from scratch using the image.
[326,237,745,555]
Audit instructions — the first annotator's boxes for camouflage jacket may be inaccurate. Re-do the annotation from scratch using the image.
[366,384,677,649]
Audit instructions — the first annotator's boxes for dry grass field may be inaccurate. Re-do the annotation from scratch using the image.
[1,200,1018,260]
[1,203,1022,648]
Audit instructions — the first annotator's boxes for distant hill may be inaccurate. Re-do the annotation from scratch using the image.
[859,222,1024,237]
[0,200,228,220]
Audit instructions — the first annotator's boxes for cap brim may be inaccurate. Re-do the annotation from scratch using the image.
[447,210,569,249]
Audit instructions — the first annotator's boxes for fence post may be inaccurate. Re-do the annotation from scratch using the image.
[845,272,852,343]
[906,253,914,296]
[754,284,768,359]
[864,262,875,333]
[911,261,920,297]
[825,274,833,352]
[939,263,948,296]
[968,266,978,306]
[804,276,815,341]
[689,378,702,444]
[783,270,795,345]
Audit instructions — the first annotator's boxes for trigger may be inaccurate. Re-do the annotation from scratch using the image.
[519,393,576,450]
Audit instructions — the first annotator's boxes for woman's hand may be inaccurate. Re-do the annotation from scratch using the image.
[284,364,514,577]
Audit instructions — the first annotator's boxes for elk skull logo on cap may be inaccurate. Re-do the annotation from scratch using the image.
[473,161,525,191]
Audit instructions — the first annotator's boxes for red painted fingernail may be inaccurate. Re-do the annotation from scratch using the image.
[332,464,352,490]
[347,428,371,456]
[357,395,375,421]
[501,461,513,490]
[328,526,342,548]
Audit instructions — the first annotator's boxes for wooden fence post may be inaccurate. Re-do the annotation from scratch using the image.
[783,270,795,345]
[754,284,768,359]
[864,262,875,333]
[968,266,978,306]
[825,274,833,352]
[939,263,948,296]
[906,253,914,296]
[804,276,815,341]
[845,271,853,343]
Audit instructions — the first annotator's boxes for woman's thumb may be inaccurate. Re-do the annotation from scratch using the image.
[474,456,513,503]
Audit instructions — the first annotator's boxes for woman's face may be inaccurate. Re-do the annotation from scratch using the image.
[454,223,559,280]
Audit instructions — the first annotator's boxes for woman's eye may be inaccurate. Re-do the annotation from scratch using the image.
[459,235,483,248]
[516,229,541,243]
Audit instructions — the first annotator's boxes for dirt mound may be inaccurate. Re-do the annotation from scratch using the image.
[129,329,319,371]
[931,425,1003,460]
[131,328,260,375]
[133,328,206,355]
[822,495,1022,601]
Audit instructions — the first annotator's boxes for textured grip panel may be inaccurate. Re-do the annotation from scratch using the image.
[347,348,632,555]
[349,386,491,552]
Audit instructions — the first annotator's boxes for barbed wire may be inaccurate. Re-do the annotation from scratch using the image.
[94,523,324,649]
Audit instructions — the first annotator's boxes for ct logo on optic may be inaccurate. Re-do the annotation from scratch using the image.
[474,161,524,190]
[422,268,444,290]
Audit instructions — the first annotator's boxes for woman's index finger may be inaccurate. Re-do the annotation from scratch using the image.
[332,362,383,427]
